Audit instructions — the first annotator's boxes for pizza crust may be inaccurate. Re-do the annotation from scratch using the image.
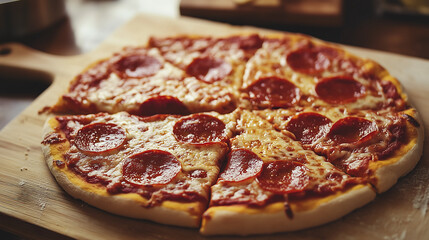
[42,118,203,228]
[200,184,376,236]
[372,109,424,193]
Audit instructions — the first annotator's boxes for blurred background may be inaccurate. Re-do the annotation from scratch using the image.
[1,0,428,57]
[0,0,428,237]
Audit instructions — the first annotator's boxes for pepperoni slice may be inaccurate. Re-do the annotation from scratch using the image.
[122,150,181,186]
[246,77,301,108]
[257,161,309,194]
[74,123,126,155]
[327,117,378,144]
[315,76,365,104]
[72,61,111,90]
[286,112,332,144]
[238,34,263,50]
[186,57,232,83]
[173,114,226,145]
[113,54,161,78]
[220,149,263,182]
[138,96,190,116]
[381,80,401,100]
[287,46,337,75]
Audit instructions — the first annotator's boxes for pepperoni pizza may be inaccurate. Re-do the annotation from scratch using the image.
[42,33,423,235]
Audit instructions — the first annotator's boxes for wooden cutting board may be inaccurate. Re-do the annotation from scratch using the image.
[0,14,428,240]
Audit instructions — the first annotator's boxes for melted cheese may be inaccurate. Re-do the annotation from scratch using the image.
[210,110,363,206]
[242,36,392,110]
[47,111,236,206]
[255,107,415,182]
[64,47,237,114]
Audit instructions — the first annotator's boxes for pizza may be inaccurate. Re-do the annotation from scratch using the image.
[42,33,424,236]
[42,111,235,227]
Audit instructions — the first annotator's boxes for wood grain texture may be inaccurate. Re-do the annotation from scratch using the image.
[0,14,428,240]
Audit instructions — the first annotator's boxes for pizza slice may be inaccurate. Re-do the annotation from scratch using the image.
[149,34,263,101]
[51,45,237,116]
[148,34,262,79]
[241,34,407,111]
[41,111,237,227]
[256,106,424,193]
[201,110,375,235]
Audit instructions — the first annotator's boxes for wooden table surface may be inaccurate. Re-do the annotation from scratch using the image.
[0,1,429,239]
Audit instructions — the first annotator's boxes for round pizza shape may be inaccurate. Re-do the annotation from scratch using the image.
[43,33,423,236]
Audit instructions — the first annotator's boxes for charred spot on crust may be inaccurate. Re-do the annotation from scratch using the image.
[42,133,66,145]
[403,113,420,127]
[54,160,65,168]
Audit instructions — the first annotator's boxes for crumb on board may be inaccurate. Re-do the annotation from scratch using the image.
[39,202,47,211]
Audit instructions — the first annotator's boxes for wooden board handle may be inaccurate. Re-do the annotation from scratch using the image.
[0,43,66,78]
